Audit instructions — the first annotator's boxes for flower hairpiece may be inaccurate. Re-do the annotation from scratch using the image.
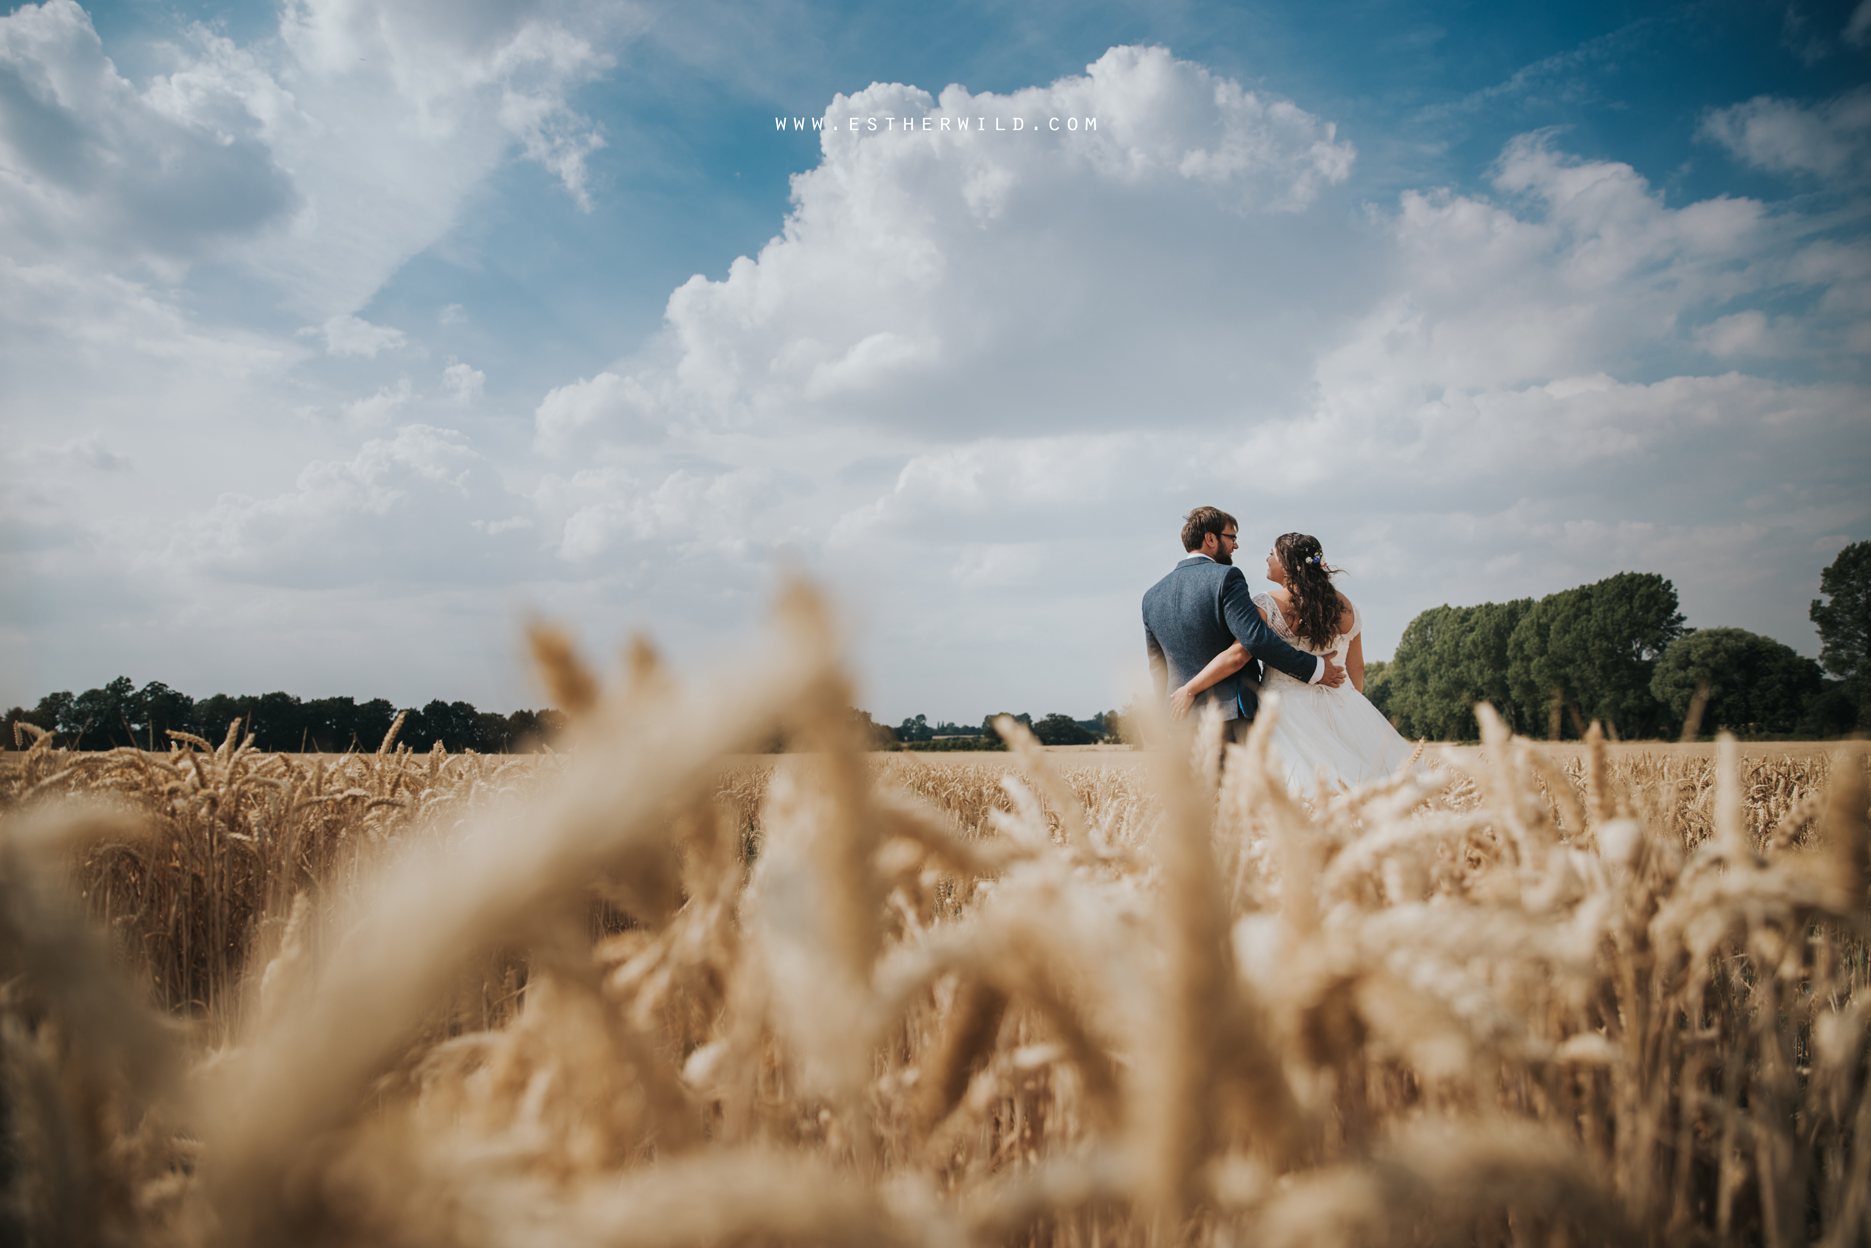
[1306,554,1322,565]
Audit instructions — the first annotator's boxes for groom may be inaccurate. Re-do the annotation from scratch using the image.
[1142,506,1344,739]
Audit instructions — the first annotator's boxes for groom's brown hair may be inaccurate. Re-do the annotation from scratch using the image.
[1181,506,1237,552]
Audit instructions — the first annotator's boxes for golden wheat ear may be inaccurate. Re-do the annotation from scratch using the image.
[994,715,1092,852]
[1253,1121,1640,1248]
[527,623,601,719]
[911,975,1008,1130]
[192,583,847,1244]
[0,803,182,1104]
[1814,744,1868,909]
[1122,687,1306,1225]
[0,802,187,1246]
[496,1150,927,1248]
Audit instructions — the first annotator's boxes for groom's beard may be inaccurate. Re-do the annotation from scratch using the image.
[1215,551,1233,565]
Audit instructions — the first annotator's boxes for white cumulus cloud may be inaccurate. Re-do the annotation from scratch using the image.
[534,371,664,454]
[167,423,527,588]
[0,0,297,271]
[342,377,414,426]
[0,0,624,319]
[443,361,486,401]
[1700,88,1871,182]
[10,432,129,472]
[321,313,407,357]
[573,45,1362,446]
[539,464,783,563]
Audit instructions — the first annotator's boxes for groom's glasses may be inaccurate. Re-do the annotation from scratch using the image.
[1220,531,1238,544]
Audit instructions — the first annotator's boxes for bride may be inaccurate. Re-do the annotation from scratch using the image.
[1169,532,1417,794]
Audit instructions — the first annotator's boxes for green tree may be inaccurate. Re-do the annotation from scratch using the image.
[1032,713,1095,745]
[1810,540,1871,729]
[3,675,571,754]
[3,705,52,748]
[248,691,309,751]
[503,708,565,751]
[135,681,194,747]
[1650,628,1825,736]
[1508,573,1684,739]
[475,711,514,752]
[353,699,399,751]
[191,693,249,747]
[69,677,138,747]
[1361,660,1392,720]
[1385,601,1533,740]
[1103,704,1140,745]
[1799,683,1860,737]
[1383,606,1464,739]
[401,700,485,752]
[5,692,72,746]
[1464,601,1535,732]
[1386,573,1684,740]
[846,709,897,750]
[981,712,1032,738]
[37,691,75,737]
[301,697,362,751]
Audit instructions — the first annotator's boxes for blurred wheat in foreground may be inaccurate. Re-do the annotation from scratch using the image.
[2,585,1867,1248]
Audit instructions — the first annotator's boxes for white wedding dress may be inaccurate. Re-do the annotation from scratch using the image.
[1249,591,1418,795]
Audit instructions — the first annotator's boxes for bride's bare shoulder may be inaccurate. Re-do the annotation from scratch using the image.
[1335,590,1356,632]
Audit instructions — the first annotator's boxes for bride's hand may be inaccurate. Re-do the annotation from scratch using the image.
[1169,685,1196,720]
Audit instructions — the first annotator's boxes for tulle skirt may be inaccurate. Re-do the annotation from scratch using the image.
[1253,673,1419,796]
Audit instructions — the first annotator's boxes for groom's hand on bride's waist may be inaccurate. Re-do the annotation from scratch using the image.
[1318,657,1347,688]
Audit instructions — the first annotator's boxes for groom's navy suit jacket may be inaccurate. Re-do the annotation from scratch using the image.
[1142,555,1323,722]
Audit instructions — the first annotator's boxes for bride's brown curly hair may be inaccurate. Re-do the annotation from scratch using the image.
[1274,532,1344,650]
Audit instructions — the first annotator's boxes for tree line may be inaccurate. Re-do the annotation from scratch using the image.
[4,678,567,754]
[4,677,1125,756]
[885,711,1122,748]
[1365,541,1868,741]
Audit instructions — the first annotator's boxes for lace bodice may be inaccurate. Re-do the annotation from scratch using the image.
[1253,590,1360,661]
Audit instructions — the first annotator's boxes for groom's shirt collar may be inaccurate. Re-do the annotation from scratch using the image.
[1183,552,1214,563]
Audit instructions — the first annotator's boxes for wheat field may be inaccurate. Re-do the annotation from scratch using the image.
[1,585,1867,1248]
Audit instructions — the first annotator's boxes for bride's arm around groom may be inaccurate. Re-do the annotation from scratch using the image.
[1141,508,1343,727]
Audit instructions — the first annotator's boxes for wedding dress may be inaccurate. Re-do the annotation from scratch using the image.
[1249,591,1418,795]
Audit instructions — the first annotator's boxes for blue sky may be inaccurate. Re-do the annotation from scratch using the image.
[2,0,1868,722]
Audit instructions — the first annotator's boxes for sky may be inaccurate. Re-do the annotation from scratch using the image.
[2,0,1868,723]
